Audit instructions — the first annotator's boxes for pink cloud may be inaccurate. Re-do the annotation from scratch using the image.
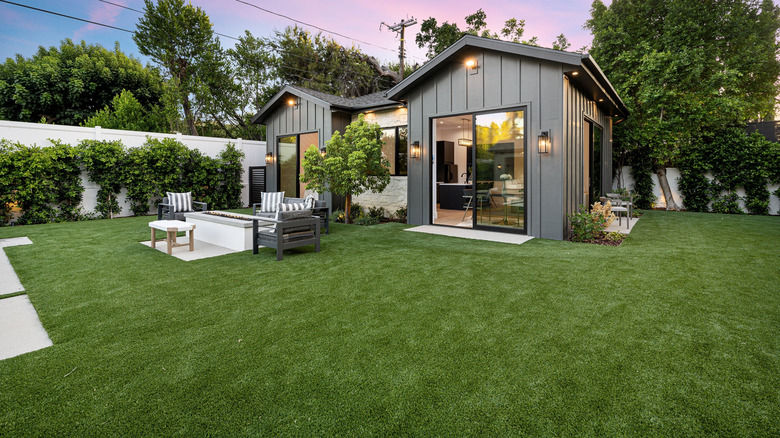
[73,0,127,40]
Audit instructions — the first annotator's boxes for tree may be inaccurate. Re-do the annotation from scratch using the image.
[300,114,390,224]
[416,9,570,59]
[0,39,163,126]
[586,0,780,210]
[133,0,226,136]
[82,89,169,133]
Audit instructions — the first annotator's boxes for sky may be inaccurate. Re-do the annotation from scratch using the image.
[0,0,611,66]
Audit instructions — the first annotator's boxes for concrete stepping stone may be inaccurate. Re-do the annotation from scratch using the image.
[0,295,53,360]
[0,237,31,297]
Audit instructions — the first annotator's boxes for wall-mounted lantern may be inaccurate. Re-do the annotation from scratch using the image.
[465,58,479,74]
[410,141,421,159]
[319,147,327,157]
[265,152,273,164]
[287,97,300,109]
[538,131,551,154]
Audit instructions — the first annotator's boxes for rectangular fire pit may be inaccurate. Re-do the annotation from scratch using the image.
[183,211,270,251]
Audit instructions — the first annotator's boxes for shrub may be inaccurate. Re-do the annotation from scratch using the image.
[352,215,379,226]
[367,206,387,220]
[393,206,408,222]
[711,193,744,214]
[568,205,607,242]
[591,201,615,227]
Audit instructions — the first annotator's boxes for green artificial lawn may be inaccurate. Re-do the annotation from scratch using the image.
[0,211,778,436]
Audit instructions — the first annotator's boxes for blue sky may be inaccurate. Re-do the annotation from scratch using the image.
[0,0,614,66]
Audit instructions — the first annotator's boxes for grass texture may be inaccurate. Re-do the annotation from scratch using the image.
[0,210,778,436]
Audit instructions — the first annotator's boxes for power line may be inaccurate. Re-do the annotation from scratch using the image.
[1,0,132,34]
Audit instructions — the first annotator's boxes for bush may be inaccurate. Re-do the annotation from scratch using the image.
[711,193,744,214]
[349,203,363,222]
[393,206,408,222]
[367,206,387,220]
[568,205,607,242]
[352,215,379,226]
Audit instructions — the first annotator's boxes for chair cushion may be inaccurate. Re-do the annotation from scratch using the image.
[260,192,285,212]
[166,192,193,212]
[275,208,312,222]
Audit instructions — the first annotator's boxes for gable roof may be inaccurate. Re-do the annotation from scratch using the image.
[386,35,628,118]
[251,84,398,124]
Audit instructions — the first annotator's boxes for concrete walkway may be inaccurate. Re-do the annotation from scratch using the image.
[405,225,534,245]
[0,237,53,360]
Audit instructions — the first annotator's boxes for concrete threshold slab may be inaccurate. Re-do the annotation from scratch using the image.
[405,225,534,245]
[0,295,53,360]
[0,236,33,248]
[140,239,242,261]
[604,214,641,234]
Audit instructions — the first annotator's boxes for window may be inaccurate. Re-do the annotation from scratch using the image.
[380,126,408,176]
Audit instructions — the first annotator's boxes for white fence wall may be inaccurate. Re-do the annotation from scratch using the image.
[0,120,266,216]
[614,166,780,215]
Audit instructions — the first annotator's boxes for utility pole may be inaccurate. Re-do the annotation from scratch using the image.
[381,17,417,79]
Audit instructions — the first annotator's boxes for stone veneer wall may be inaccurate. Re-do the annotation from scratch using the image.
[350,108,409,217]
[353,176,408,216]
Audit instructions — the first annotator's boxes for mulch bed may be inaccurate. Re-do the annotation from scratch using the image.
[575,235,626,246]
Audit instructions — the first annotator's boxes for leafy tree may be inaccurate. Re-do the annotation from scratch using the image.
[301,114,390,224]
[82,90,169,133]
[0,39,163,126]
[586,0,780,210]
[133,0,227,136]
[416,9,570,59]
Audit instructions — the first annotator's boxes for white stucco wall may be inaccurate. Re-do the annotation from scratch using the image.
[614,165,779,214]
[0,120,266,216]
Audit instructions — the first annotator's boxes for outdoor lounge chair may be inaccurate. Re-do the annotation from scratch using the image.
[252,211,321,261]
[157,193,207,221]
[253,196,330,234]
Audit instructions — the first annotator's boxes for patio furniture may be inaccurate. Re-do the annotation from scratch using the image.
[251,212,321,261]
[157,193,207,221]
[253,196,330,234]
[149,220,195,255]
[601,197,629,229]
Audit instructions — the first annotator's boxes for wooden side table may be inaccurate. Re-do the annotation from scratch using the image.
[148,220,195,255]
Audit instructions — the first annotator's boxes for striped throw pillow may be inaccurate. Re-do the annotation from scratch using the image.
[279,202,307,212]
[304,193,316,209]
[166,192,193,212]
[260,191,285,212]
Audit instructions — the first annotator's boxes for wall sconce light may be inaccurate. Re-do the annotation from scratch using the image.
[410,141,421,159]
[538,131,551,154]
[287,97,299,109]
[319,147,327,157]
[265,152,273,164]
[465,58,479,74]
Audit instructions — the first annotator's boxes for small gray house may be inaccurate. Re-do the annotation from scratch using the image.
[253,35,627,240]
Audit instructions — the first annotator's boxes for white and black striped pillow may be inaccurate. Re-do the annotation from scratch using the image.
[304,193,316,209]
[260,191,285,212]
[166,192,193,212]
[278,202,307,212]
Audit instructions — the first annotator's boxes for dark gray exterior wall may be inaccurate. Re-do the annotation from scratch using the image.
[264,96,330,192]
[402,49,613,240]
[562,77,613,238]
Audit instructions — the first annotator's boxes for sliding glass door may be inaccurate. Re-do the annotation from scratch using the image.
[474,109,525,231]
[277,132,319,198]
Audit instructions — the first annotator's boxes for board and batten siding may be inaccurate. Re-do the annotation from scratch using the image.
[264,96,331,192]
[403,49,570,239]
[562,76,613,238]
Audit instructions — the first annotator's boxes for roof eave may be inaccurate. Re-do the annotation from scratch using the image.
[251,85,334,124]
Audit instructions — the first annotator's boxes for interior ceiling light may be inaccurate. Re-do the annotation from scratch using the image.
[458,118,472,147]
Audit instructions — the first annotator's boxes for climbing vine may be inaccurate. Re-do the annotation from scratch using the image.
[79,140,125,218]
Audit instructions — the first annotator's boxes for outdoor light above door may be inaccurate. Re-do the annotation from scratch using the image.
[287,97,300,109]
[265,152,273,163]
[538,131,551,154]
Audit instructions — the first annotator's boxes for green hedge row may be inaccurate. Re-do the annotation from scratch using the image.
[0,138,244,225]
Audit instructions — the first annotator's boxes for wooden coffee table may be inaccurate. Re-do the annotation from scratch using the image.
[148,220,195,255]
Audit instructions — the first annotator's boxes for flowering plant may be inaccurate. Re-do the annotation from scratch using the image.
[499,173,513,181]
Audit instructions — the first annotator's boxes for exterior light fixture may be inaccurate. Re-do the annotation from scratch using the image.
[287,97,300,109]
[538,131,551,154]
[571,71,579,76]
[465,58,479,74]
[458,118,472,146]
[598,98,604,102]
[410,141,421,159]
[319,147,327,157]
[265,152,273,164]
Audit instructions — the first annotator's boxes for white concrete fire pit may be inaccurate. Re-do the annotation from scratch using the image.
[183,211,269,251]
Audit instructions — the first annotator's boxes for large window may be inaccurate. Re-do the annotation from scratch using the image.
[277,132,319,198]
[380,126,408,176]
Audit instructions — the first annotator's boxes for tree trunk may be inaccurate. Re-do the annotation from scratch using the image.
[364,56,402,83]
[182,95,199,136]
[655,166,679,210]
[344,193,352,225]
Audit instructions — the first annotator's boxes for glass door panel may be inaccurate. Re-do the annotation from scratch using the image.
[278,136,297,197]
[474,110,525,230]
[299,132,318,197]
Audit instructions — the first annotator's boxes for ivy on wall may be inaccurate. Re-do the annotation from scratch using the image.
[677,128,779,215]
[0,138,245,225]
